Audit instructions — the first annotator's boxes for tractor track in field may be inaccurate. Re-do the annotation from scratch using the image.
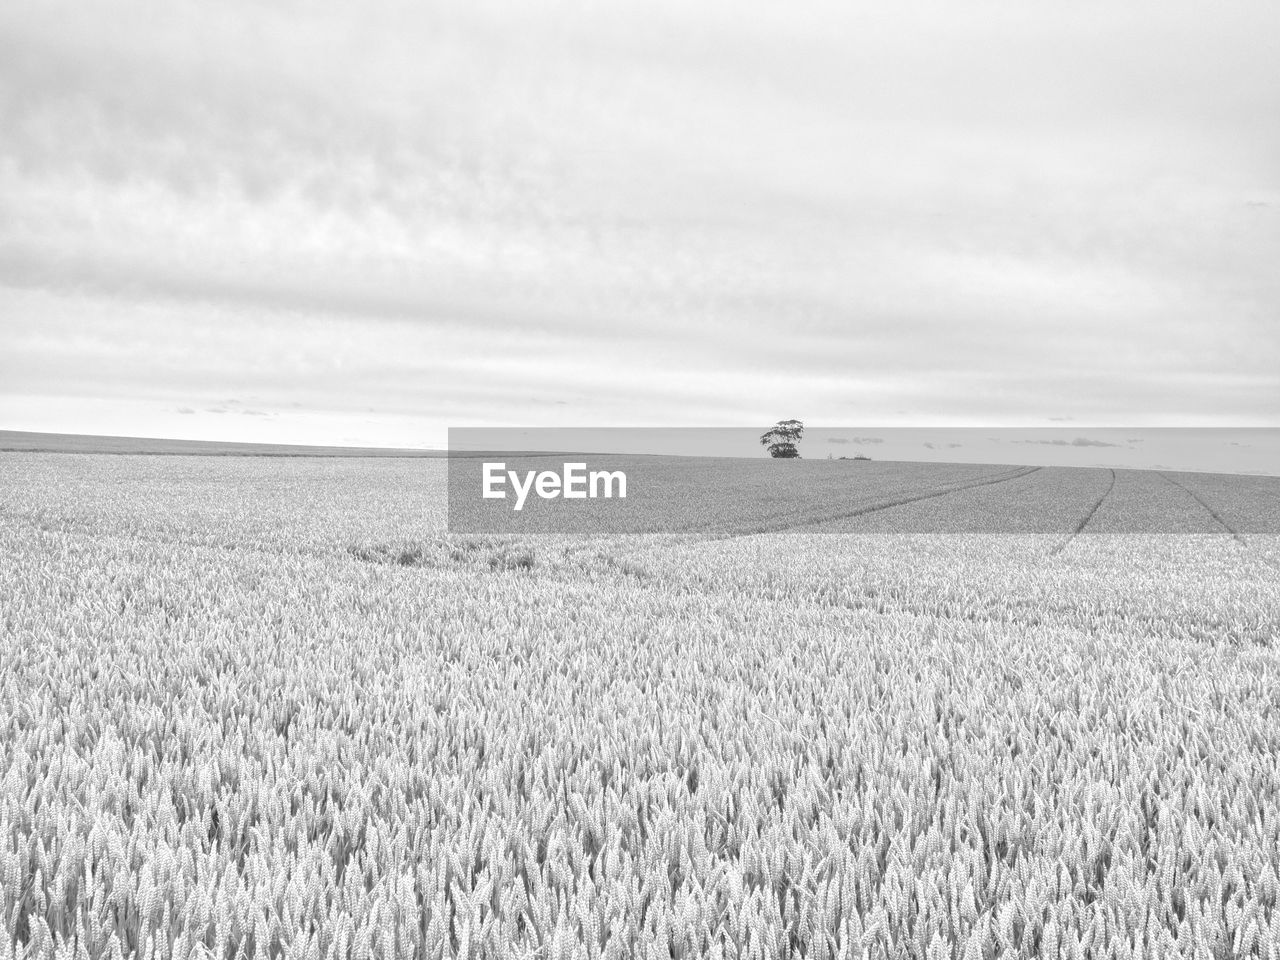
[1159,472,1246,544]
[716,464,1043,538]
[1049,468,1115,557]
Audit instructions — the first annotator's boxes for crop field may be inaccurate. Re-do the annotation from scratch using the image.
[2,453,1280,960]
[447,456,1280,537]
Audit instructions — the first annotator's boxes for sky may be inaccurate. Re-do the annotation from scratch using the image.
[1,0,1278,456]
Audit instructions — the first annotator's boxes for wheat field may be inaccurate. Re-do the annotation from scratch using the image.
[2,454,1279,960]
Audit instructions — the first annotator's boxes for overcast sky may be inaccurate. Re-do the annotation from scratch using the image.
[1,0,1278,449]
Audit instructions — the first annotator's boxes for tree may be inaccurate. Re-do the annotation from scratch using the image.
[760,419,803,458]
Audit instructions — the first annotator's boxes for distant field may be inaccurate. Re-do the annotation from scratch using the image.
[2,452,1279,960]
[0,429,447,457]
[451,455,1280,537]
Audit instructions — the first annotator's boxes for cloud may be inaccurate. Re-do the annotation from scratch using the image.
[241,409,269,416]
[1015,436,1124,448]
[1048,416,1074,421]
[827,436,884,444]
[1,0,1278,444]
[1071,437,1123,448]
[176,407,195,415]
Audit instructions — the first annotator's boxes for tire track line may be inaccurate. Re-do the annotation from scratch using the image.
[1049,468,1115,557]
[1159,472,1246,544]
[716,465,1043,538]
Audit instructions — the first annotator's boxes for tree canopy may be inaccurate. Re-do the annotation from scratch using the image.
[760,419,803,458]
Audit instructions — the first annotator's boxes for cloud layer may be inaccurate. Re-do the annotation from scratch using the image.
[2,0,1278,445]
